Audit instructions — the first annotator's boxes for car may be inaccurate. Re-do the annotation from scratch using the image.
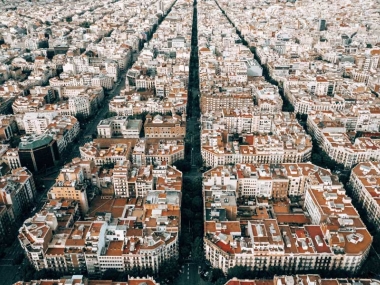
[204,272,209,277]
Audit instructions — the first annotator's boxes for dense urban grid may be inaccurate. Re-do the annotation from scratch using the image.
[0,0,380,284]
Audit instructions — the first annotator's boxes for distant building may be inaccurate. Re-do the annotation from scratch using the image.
[132,139,185,166]
[13,274,159,285]
[0,167,36,221]
[144,114,186,139]
[203,164,371,274]
[0,205,15,244]
[224,275,380,285]
[97,116,142,139]
[49,168,90,215]
[349,162,380,230]
[18,134,60,172]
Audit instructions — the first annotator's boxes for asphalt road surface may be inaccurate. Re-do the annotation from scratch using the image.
[173,262,211,285]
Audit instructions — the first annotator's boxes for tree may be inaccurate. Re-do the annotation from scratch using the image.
[182,208,194,220]
[208,268,225,283]
[191,196,203,211]
[227,265,252,279]
[76,113,89,125]
[191,237,204,265]
[193,220,203,235]
[355,131,363,139]
[158,258,180,282]
[21,260,36,281]
[32,268,61,280]
[38,40,49,49]
[179,243,191,260]
[173,159,191,172]
[215,277,229,285]
[311,152,322,165]
[102,269,122,280]
[102,163,115,169]
[139,266,153,277]
[9,136,21,148]
[128,266,141,277]
[104,111,118,119]
[65,16,72,22]
[80,21,91,28]
[12,253,24,265]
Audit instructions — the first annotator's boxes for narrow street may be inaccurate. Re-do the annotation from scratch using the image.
[175,263,210,285]
[185,0,201,167]
[174,0,206,284]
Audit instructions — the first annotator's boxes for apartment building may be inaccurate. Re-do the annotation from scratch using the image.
[19,192,180,275]
[39,86,105,119]
[132,139,185,167]
[154,164,183,192]
[48,168,89,215]
[201,130,312,167]
[200,93,254,113]
[79,142,132,167]
[349,162,380,230]
[144,114,186,139]
[0,205,15,244]
[202,108,272,134]
[201,111,312,167]
[97,117,142,139]
[112,165,130,197]
[307,110,380,168]
[18,199,81,272]
[108,87,187,117]
[225,275,380,285]
[127,165,154,198]
[0,115,17,141]
[50,73,114,90]
[202,163,371,274]
[12,86,56,114]
[63,157,100,187]
[45,115,80,152]
[14,274,159,285]
[0,167,36,221]
[3,148,22,170]
[22,112,58,135]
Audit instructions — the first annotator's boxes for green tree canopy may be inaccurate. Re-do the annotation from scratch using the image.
[208,268,225,283]
[191,236,204,265]
[80,21,91,28]
[158,258,180,282]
